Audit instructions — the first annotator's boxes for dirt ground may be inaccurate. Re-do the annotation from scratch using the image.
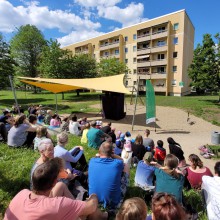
[62,104,220,171]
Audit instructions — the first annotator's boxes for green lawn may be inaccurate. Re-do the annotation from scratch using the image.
[0,90,219,125]
[0,135,207,219]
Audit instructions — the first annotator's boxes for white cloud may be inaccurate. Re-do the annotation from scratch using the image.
[74,0,121,8]
[0,0,101,33]
[98,2,146,27]
[57,30,105,47]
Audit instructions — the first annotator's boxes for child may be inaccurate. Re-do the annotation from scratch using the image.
[154,140,166,165]
[34,127,50,150]
[81,123,90,144]
[114,133,125,156]
[125,131,132,142]
[50,114,61,128]
[121,141,133,168]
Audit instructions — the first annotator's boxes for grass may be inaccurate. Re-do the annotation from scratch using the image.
[0,90,218,219]
[0,135,208,219]
[0,90,219,125]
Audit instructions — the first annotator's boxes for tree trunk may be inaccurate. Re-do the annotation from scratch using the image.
[76,90,80,96]
[33,86,37,94]
[62,92,64,100]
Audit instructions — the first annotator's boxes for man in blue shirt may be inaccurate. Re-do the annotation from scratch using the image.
[87,121,110,149]
[88,141,125,208]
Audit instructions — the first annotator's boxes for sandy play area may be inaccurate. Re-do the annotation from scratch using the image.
[69,104,220,170]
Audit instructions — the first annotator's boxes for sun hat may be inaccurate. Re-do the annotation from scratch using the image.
[124,141,132,152]
[143,152,153,163]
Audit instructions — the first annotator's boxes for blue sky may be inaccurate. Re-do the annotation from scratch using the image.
[0,0,219,47]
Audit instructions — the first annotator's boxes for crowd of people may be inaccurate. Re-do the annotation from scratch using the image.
[1,107,220,220]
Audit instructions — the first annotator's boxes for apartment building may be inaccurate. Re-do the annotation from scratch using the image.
[63,9,194,96]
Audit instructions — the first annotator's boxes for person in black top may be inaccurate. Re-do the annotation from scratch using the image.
[167,137,186,169]
[132,134,146,162]
[101,122,111,134]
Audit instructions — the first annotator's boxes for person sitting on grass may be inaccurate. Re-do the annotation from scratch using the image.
[5,158,108,220]
[186,154,213,190]
[49,114,61,128]
[143,129,155,152]
[34,126,51,150]
[69,115,82,136]
[89,141,129,210]
[121,141,133,168]
[154,140,166,165]
[152,154,184,204]
[30,138,75,199]
[81,122,90,144]
[87,121,111,149]
[135,152,156,190]
[150,192,187,220]
[7,114,37,148]
[132,134,146,164]
[54,132,88,171]
[202,161,220,220]
[116,197,148,220]
[44,109,53,125]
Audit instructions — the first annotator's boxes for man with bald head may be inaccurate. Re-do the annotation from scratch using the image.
[88,141,127,209]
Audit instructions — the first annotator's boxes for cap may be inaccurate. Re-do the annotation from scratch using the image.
[124,141,132,152]
[125,131,131,137]
[120,133,125,141]
[143,152,153,163]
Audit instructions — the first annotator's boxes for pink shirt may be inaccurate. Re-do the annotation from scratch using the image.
[4,189,86,220]
[50,118,61,127]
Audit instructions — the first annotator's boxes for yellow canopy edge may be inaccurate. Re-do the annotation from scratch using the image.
[19,74,131,94]
[20,80,81,93]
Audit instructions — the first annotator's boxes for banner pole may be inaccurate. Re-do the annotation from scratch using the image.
[9,75,20,115]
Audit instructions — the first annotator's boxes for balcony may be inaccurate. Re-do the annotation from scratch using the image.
[137,60,151,67]
[137,48,151,55]
[100,41,120,50]
[154,85,166,92]
[151,72,167,79]
[138,74,151,80]
[151,45,168,53]
[150,59,167,66]
[100,53,120,59]
[75,49,88,54]
[151,30,168,40]
[137,33,151,42]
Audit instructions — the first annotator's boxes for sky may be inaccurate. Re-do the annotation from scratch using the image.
[0,0,219,47]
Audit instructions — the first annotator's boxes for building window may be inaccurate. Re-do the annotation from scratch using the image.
[125,47,128,53]
[125,81,128,86]
[157,66,165,73]
[93,45,95,48]
[173,23,179,30]
[157,54,165,60]
[157,40,166,47]
[104,51,109,56]
[125,59,128,63]
[133,58,136,63]
[172,79,177,86]
[124,36,128,42]
[133,46,137,52]
[158,26,166,33]
[115,49,119,55]
[133,34,137,40]
[134,81,137,85]
[133,69,137,74]
[172,66,177,72]
[173,52,178,58]
[173,37,178,45]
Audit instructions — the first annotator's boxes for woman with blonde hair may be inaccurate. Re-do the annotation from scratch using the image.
[116,197,147,220]
[7,114,37,147]
[186,154,212,189]
[153,154,184,203]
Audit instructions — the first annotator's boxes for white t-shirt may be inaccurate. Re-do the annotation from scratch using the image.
[202,175,220,220]
[121,149,133,168]
[69,121,80,136]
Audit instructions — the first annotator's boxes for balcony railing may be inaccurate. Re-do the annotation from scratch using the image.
[137,33,150,38]
[100,41,119,47]
[152,29,167,35]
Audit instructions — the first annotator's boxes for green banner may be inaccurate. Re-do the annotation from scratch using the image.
[146,80,156,124]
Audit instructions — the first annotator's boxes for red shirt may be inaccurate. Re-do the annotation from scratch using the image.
[186,167,213,189]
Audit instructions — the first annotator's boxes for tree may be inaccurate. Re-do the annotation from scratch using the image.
[10,25,46,92]
[188,34,219,96]
[38,39,74,79]
[97,57,128,77]
[214,33,220,101]
[0,33,16,88]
